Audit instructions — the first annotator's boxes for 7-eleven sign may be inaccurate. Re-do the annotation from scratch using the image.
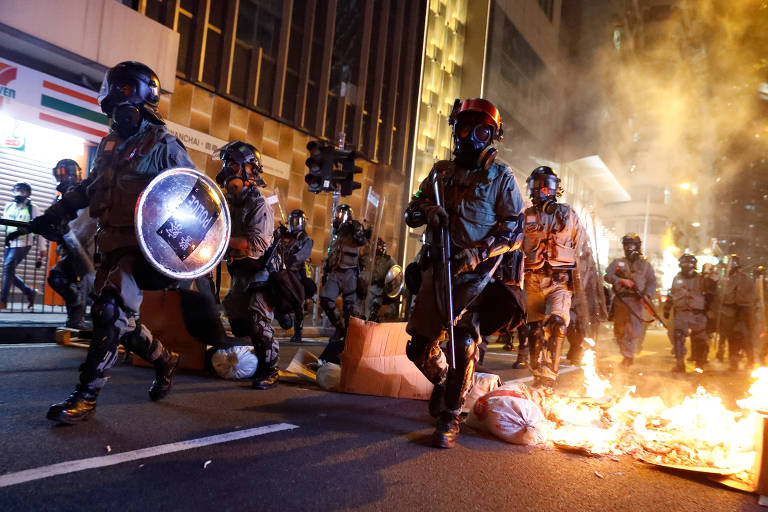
[0,62,18,108]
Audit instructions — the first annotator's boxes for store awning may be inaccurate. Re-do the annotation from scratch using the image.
[566,155,630,203]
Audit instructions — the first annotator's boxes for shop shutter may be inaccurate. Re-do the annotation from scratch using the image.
[0,147,59,305]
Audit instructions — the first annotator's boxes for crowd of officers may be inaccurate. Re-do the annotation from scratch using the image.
[5,61,765,451]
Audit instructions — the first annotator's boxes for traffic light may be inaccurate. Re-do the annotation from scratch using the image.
[304,141,334,194]
[332,149,362,197]
[304,141,362,197]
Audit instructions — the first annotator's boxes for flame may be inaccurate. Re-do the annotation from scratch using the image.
[533,348,768,483]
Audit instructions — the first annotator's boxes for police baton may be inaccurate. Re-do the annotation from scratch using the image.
[433,173,456,369]
[0,218,31,245]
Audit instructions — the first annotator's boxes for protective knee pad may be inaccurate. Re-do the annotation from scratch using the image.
[544,315,567,340]
[47,268,69,294]
[91,291,121,329]
[406,335,429,364]
[454,328,478,366]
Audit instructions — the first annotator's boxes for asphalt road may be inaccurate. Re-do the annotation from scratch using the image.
[0,326,762,511]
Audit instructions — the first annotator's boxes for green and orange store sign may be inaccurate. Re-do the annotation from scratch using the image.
[0,57,108,143]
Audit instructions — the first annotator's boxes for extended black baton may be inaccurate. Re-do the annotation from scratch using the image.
[433,173,456,369]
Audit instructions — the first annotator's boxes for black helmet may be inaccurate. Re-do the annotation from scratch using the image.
[288,209,307,233]
[333,204,353,231]
[621,233,642,260]
[12,182,31,203]
[98,61,162,123]
[214,141,265,188]
[376,238,387,256]
[12,181,31,196]
[679,253,697,275]
[449,98,503,170]
[526,166,562,208]
[52,159,82,183]
[728,254,741,270]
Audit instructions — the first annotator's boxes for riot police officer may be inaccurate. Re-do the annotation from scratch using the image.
[216,141,280,389]
[405,98,525,448]
[365,238,398,322]
[521,166,587,387]
[31,61,194,424]
[604,233,657,367]
[47,159,97,329]
[719,254,757,370]
[663,253,715,372]
[319,204,370,361]
[277,209,314,343]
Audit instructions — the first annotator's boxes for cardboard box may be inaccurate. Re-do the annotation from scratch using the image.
[133,290,207,370]
[339,317,433,401]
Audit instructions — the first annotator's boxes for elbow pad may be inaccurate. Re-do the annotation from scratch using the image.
[404,204,426,228]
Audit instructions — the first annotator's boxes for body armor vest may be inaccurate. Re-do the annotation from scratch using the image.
[670,273,706,311]
[522,204,577,270]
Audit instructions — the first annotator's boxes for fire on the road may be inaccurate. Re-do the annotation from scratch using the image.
[536,339,767,487]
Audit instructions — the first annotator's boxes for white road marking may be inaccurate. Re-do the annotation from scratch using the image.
[0,343,58,348]
[0,423,299,488]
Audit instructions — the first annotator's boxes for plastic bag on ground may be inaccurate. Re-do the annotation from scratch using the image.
[462,372,502,414]
[316,362,342,391]
[467,383,547,445]
[279,347,318,383]
[212,346,259,380]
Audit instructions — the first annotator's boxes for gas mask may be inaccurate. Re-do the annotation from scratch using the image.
[453,114,497,170]
[623,243,641,261]
[110,103,143,139]
[680,263,696,277]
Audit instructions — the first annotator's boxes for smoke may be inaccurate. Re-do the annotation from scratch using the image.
[570,0,768,186]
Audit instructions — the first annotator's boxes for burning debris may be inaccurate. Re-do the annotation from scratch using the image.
[487,339,768,490]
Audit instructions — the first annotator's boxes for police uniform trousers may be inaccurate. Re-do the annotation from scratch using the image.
[720,304,753,365]
[524,271,571,325]
[320,268,359,317]
[79,250,170,389]
[406,266,488,414]
[613,295,645,359]
[672,309,708,364]
[223,270,277,370]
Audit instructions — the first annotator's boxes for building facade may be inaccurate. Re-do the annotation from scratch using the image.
[0,0,427,301]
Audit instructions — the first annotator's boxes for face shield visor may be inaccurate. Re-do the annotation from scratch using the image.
[288,214,306,233]
[526,175,560,204]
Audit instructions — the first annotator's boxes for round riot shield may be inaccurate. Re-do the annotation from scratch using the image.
[136,168,230,279]
[384,264,404,298]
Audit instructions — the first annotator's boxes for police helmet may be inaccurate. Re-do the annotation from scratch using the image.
[98,61,162,123]
[52,159,82,183]
[288,209,307,233]
[333,204,353,231]
[215,141,265,188]
[526,166,562,205]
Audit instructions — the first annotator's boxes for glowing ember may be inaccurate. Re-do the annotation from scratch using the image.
[532,353,767,484]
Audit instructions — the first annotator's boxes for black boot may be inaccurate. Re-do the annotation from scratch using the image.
[512,349,528,369]
[46,385,99,424]
[432,412,461,449]
[148,351,180,401]
[252,366,279,390]
[290,312,303,343]
[672,357,686,373]
[428,383,445,419]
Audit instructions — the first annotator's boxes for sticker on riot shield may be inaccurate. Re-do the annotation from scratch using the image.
[156,179,221,261]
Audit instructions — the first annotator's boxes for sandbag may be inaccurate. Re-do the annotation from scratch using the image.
[212,346,259,380]
[316,362,342,391]
[462,372,502,414]
[468,383,547,445]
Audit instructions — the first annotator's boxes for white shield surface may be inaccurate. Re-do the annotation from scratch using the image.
[135,168,231,279]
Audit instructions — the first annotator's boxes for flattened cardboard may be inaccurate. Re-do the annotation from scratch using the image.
[133,290,207,370]
[339,317,433,401]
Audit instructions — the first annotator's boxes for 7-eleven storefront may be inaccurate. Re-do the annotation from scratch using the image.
[0,57,105,311]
